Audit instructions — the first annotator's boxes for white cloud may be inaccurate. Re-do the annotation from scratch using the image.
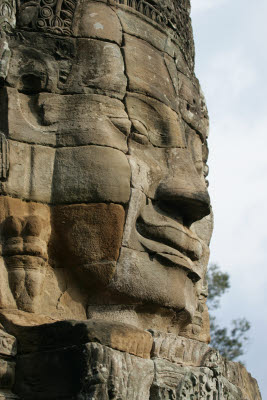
[191,1,267,395]
[191,0,229,13]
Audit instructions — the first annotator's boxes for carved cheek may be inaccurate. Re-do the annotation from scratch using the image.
[50,204,126,287]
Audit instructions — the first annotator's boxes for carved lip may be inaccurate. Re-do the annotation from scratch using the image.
[136,206,203,280]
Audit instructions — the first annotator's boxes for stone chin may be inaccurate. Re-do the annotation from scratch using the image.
[86,193,213,335]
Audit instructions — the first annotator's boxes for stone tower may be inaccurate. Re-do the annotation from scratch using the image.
[0,0,262,398]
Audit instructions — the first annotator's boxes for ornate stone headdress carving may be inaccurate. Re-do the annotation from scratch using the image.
[14,0,194,69]
[17,0,77,35]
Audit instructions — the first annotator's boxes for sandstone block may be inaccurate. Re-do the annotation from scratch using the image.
[6,319,153,358]
[0,330,16,358]
[116,7,168,53]
[115,7,191,77]
[126,92,185,148]
[0,197,51,312]
[73,1,123,45]
[110,246,197,321]
[150,330,211,367]
[2,143,131,204]
[52,146,131,204]
[15,342,154,400]
[123,34,179,111]
[0,133,9,181]
[1,87,130,150]
[178,73,209,139]
[38,92,130,150]
[2,141,55,203]
[64,38,127,98]
[6,34,126,98]
[50,203,125,286]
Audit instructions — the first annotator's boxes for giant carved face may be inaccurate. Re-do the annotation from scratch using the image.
[0,0,213,336]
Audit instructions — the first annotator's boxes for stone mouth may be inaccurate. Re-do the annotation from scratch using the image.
[136,233,201,282]
[136,206,203,281]
[137,220,202,259]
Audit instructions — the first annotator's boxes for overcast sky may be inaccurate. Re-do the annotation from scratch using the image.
[190,0,267,396]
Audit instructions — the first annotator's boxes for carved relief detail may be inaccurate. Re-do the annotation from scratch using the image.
[0,329,16,357]
[0,0,16,81]
[114,0,194,68]
[1,215,49,312]
[0,329,17,399]
[18,0,77,35]
[0,133,9,181]
[0,0,16,32]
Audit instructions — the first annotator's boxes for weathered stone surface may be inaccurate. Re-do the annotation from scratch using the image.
[2,141,55,203]
[123,34,179,112]
[73,1,123,45]
[150,330,212,367]
[1,144,131,204]
[15,342,154,400]
[3,319,153,359]
[50,203,125,287]
[63,38,127,98]
[37,93,130,150]
[0,196,51,312]
[115,7,169,54]
[110,246,197,324]
[1,88,130,150]
[52,146,131,204]
[0,310,56,334]
[0,329,16,358]
[0,0,15,83]
[0,133,9,181]
[224,361,263,400]
[6,34,126,98]
[178,73,209,139]
[126,92,185,147]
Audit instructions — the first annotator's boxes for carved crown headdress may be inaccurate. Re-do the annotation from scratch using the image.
[14,0,191,38]
[0,0,194,69]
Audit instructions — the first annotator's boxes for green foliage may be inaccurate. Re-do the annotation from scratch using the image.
[207,264,251,362]
[207,263,230,309]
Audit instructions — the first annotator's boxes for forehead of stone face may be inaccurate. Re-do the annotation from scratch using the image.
[6,31,126,98]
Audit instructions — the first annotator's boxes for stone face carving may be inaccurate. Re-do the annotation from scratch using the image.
[0,0,262,399]
[0,0,212,335]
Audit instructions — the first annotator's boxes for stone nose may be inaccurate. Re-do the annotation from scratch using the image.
[155,153,210,225]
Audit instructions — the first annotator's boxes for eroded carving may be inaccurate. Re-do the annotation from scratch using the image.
[1,213,50,313]
[0,133,9,181]
[0,0,15,82]
[18,0,77,35]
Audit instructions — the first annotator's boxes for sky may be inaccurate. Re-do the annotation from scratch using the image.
[190,0,267,397]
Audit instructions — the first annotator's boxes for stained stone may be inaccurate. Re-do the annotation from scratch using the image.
[50,203,125,287]
[72,2,123,45]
